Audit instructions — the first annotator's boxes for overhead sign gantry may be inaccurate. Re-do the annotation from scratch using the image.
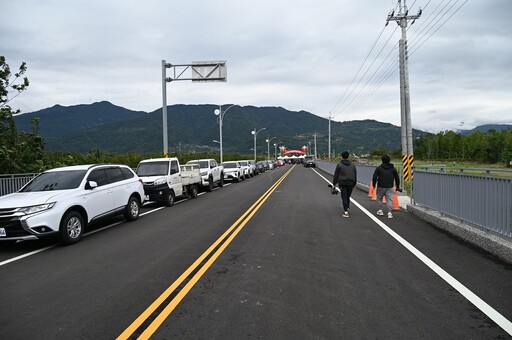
[161,60,227,157]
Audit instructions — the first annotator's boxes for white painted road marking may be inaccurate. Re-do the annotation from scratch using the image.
[314,169,512,336]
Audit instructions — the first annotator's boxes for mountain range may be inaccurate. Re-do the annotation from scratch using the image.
[13,101,508,156]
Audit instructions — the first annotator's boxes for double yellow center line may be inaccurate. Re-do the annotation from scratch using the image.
[117,165,294,339]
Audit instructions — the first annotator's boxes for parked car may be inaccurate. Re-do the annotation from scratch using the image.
[136,158,201,206]
[186,159,224,191]
[237,160,252,178]
[247,160,258,175]
[256,161,266,173]
[0,164,145,245]
[221,161,243,182]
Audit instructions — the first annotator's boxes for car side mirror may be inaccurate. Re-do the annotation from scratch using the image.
[86,181,98,190]
[170,168,178,175]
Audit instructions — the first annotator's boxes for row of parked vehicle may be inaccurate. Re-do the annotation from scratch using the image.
[222,159,277,182]
[0,157,280,245]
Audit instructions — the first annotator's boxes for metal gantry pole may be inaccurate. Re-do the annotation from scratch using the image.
[162,60,169,157]
[218,105,223,163]
[161,59,227,158]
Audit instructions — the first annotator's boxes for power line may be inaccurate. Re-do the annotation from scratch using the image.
[329,0,469,118]
[329,25,388,114]
[410,0,469,56]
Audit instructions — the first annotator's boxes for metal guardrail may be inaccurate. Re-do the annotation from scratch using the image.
[0,173,38,197]
[316,160,512,239]
[413,171,512,237]
[416,165,512,178]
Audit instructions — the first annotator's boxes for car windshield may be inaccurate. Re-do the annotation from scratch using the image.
[222,163,237,169]
[20,170,87,192]
[137,162,169,176]
[239,161,248,166]
[188,161,209,169]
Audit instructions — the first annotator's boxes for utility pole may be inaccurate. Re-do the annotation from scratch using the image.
[314,132,317,159]
[386,0,421,183]
[328,112,332,161]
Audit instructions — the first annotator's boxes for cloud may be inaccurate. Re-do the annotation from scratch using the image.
[1,0,511,132]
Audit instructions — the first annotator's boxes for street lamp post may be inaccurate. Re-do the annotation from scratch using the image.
[266,137,276,160]
[214,104,236,163]
[251,128,266,163]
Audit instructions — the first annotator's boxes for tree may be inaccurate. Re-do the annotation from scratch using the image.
[0,56,44,173]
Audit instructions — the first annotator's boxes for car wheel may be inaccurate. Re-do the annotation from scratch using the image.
[60,211,84,245]
[165,190,175,207]
[189,184,198,198]
[206,177,214,192]
[218,175,224,187]
[125,196,141,219]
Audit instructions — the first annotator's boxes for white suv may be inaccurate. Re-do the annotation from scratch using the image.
[0,164,145,245]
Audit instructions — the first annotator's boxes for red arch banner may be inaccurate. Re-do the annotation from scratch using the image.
[284,150,304,156]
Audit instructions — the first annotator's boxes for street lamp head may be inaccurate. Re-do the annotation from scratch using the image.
[214,109,220,116]
[252,130,256,135]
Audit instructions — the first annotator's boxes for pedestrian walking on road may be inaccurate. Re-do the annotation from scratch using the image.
[372,155,400,219]
[332,151,357,218]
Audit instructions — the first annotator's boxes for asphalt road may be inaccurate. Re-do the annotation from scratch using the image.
[1,165,511,339]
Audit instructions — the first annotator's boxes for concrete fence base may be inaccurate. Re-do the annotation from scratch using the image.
[407,204,512,264]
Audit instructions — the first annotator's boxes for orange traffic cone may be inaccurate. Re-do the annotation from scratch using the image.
[392,189,400,211]
[368,182,374,197]
[382,195,386,203]
[371,187,377,200]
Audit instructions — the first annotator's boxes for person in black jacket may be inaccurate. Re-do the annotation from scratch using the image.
[372,155,400,218]
[333,151,357,218]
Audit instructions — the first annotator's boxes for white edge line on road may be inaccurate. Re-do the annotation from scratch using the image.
[313,168,512,336]
[0,245,57,267]
[0,204,168,268]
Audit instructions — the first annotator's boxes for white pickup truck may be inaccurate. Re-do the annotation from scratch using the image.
[186,159,224,192]
[136,157,201,206]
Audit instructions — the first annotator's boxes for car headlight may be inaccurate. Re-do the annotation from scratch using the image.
[18,202,56,215]
[200,171,207,176]
[153,177,166,185]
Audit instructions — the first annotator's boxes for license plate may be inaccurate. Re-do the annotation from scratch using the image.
[0,228,6,237]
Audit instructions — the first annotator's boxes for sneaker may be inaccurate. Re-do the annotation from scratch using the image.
[387,213,393,219]
[342,211,349,218]
[376,210,384,216]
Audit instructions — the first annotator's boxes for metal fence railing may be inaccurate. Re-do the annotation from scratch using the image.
[316,161,376,185]
[316,160,512,239]
[0,173,38,197]
[413,171,512,238]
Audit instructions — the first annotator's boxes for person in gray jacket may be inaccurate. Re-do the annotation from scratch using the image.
[372,155,400,219]
[333,151,357,218]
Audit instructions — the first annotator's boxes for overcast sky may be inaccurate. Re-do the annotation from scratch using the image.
[2,0,511,132]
